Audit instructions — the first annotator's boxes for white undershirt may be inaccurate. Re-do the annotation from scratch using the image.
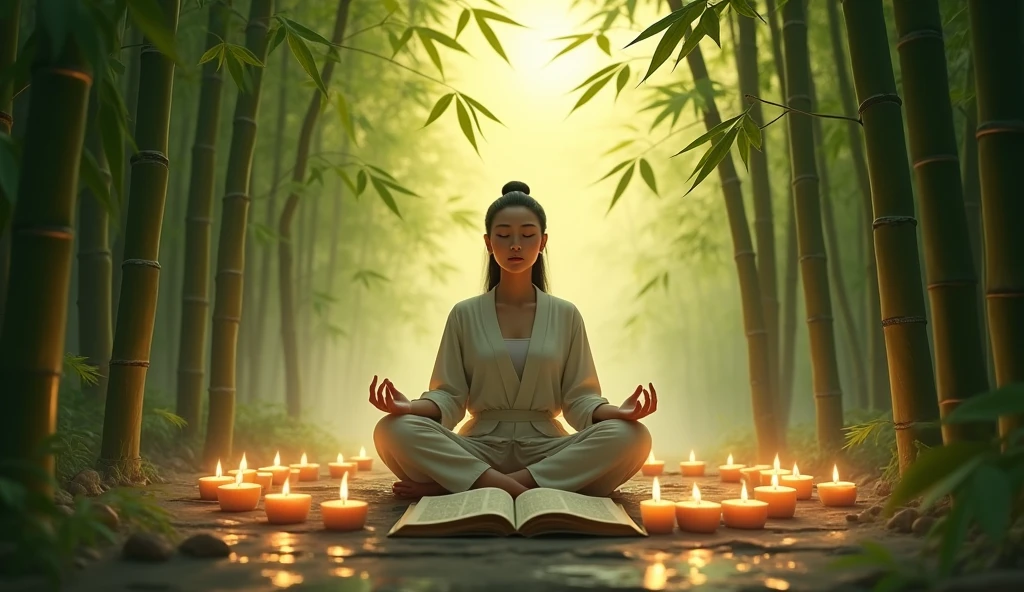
[504,338,530,380]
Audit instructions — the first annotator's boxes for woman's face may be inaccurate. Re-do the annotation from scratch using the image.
[484,206,547,275]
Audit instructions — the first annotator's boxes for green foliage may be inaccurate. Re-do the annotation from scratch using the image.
[421,91,503,156]
[232,403,345,465]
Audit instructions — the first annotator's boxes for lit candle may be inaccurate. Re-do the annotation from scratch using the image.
[321,473,368,531]
[674,482,721,533]
[264,477,312,524]
[679,450,705,477]
[740,464,771,487]
[780,463,813,500]
[759,454,792,486]
[718,454,746,483]
[817,464,858,507]
[754,472,797,518]
[290,452,320,481]
[639,476,676,534]
[350,446,374,471]
[217,467,262,512]
[258,451,292,485]
[227,452,257,483]
[287,469,301,485]
[721,483,768,529]
[198,460,234,500]
[328,453,357,479]
[254,471,274,493]
[641,450,665,477]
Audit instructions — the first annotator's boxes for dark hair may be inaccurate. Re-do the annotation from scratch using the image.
[484,181,549,293]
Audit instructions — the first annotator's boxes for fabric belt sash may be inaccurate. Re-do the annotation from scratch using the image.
[472,409,553,422]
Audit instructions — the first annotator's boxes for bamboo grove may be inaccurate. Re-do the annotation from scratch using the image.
[0,0,1021,493]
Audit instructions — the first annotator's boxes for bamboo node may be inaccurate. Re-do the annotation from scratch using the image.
[78,249,111,258]
[224,192,251,202]
[975,120,1024,138]
[895,29,942,49]
[872,215,917,229]
[0,111,12,127]
[986,290,1024,299]
[926,279,975,290]
[214,315,242,324]
[122,258,161,269]
[733,249,755,260]
[806,315,833,323]
[235,116,258,127]
[193,143,216,152]
[187,216,213,224]
[218,269,243,276]
[183,296,209,303]
[781,19,806,30]
[209,387,236,393]
[110,359,150,367]
[912,154,958,169]
[131,150,170,168]
[141,44,160,55]
[13,225,74,239]
[814,390,842,399]
[798,253,826,261]
[791,173,818,186]
[881,315,927,327]
[858,93,902,114]
[786,93,811,107]
[939,399,964,409]
[246,19,271,32]
[41,67,93,84]
[745,329,768,336]
[722,176,740,186]
[892,421,915,431]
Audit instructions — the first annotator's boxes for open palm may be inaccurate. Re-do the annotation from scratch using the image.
[368,375,412,415]
[617,383,658,420]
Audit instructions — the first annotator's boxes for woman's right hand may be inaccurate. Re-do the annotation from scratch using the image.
[369,375,412,415]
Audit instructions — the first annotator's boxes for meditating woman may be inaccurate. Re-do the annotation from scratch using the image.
[371,181,657,500]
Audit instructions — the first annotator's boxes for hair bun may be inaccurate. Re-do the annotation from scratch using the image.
[501,180,530,195]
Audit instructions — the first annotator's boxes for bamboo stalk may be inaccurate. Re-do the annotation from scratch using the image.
[0,0,20,334]
[111,26,143,320]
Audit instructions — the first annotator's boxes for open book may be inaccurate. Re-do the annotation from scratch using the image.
[387,487,646,537]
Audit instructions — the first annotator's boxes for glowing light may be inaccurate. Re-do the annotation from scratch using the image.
[647,450,655,463]
[300,452,308,465]
[234,470,242,485]
[341,472,349,503]
[741,482,748,502]
[833,464,840,483]
[689,450,696,463]
[336,453,344,463]
[215,460,223,478]
[771,472,779,489]
[727,453,734,465]
[692,482,701,503]
[793,463,800,477]
[282,479,290,496]
[643,562,667,590]
[274,451,281,466]
[773,453,780,472]
[240,452,248,471]
[359,446,366,457]
[652,476,661,502]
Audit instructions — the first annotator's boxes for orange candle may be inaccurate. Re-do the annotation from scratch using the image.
[290,452,320,481]
[679,450,705,477]
[740,464,771,487]
[258,451,292,485]
[328,453,357,479]
[753,472,797,518]
[264,478,312,524]
[781,463,813,500]
[817,465,858,507]
[254,471,274,493]
[759,454,791,485]
[321,473,368,531]
[674,483,721,533]
[350,446,374,471]
[639,477,675,534]
[721,483,768,529]
[718,454,746,483]
[198,460,234,500]
[228,452,257,483]
[217,469,262,512]
[287,469,301,485]
[641,450,664,477]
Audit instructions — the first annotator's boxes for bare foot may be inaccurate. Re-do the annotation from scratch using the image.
[392,480,449,499]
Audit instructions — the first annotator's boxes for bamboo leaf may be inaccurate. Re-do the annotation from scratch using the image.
[614,65,630,99]
[938,500,971,575]
[969,465,1012,542]
[379,0,399,13]
[607,162,635,212]
[455,9,471,38]
[281,17,333,46]
[267,25,287,55]
[638,158,658,195]
[377,178,419,197]
[641,17,689,84]
[623,0,699,49]
[637,276,659,297]
[416,31,444,76]
[730,0,760,20]
[370,176,402,218]
[198,42,224,65]
[685,127,739,196]
[416,27,468,53]
[595,158,634,183]
[391,27,414,57]
[338,170,357,194]
[228,43,264,67]
[224,51,247,92]
[570,73,614,114]
[461,94,503,125]
[673,25,706,68]
[473,15,509,64]
[335,93,357,143]
[365,164,397,181]
[572,62,622,92]
[79,148,116,216]
[286,32,327,96]
[699,5,721,47]
[356,170,367,196]
[674,113,744,156]
[596,34,611,55]
[737,130,750,171]
[549,35,590,62]
[473,9,524,27]
[742,113,762,149]
[423,93,454,128]
[603,139,634,156]
[126,0,181,63]
[884,441,992,514]
[455,98,479,155]
[945,383,1024,423]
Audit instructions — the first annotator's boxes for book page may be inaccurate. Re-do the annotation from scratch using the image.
[401,488,514,526]
[514,488,626,527]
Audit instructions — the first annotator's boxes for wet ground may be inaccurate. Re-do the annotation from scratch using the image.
[36,468,926,591]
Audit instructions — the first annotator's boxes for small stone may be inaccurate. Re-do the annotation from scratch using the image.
[91,503,120,530]
[912,516,936,537]
[845,513,859,522]
[179,533,231,558]
[122,533,174,562]
[73,469,104,496]
[54,489,73,506]
[874,481,892,497]
[66,482,88,497]
[867,505,883,516]
[886,508,919,533]
[857,510,877,523]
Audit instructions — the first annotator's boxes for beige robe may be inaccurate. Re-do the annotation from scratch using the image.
[374,286,651,495]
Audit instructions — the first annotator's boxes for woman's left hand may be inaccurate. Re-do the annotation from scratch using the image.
[615,383,658,420]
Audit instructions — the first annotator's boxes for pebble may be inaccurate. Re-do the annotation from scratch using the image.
[92,503,120,530]
[886,508,919,533]
[122,533,174,562]
[845,513,859,522]
[66,482,88,497]
[72,469,104,496]
[54,488,73,506]
[873,481,891,497]
[179,533,231,558]
[912,516,936,537]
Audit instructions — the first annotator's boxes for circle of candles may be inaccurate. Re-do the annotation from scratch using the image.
[759,454,792,486]
[817,464,858,507]
[674,483,721,533]
[740,464,771,487]
[718,454,746,483]
[258,451,292,485]
[639,476,676,534]
[753,472,797,518]
[264,478,312,524]
[328,453,357,479]
[217,469,262,512]
[290,452,320,481]
[780,463,813,500]
[321,473,368,531]
[350,447,374,471]
[721,483,768,529]
[228,452,257,483]
[198,460,234,500]
[679,450,705,477]
[641,451,665,477]
[254,471,274,493]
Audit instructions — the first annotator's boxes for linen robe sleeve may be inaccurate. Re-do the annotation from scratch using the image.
[560,307,610,431]
[418,309,470,430]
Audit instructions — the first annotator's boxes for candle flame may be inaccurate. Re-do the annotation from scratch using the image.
[234,471,242,485]
[692,482,701,503]
[274,451,281,466]
[341,472,348,503]
[215,460,222,477]
[652,476,661,502]
[240,452,248,471]
[727,453,733,465]
[337,453,343,463]
[689,450,695,463]
[833,464,839,483]
[741,482,748,502]
[359,446,366,458]
[647,450,655,463]
[301,452,308,465]
[793,463,800,477]
[282,478,290,495]
[771,471,779,489]
[773,453,780,471]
